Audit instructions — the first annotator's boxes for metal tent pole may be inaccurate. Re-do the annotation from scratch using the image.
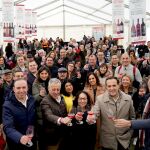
[63,0,65,41]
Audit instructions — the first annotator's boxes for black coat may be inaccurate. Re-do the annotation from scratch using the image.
[27,72,36,94]
[70,111,96,150]
[46,65,58,78]
[3,94,36,150]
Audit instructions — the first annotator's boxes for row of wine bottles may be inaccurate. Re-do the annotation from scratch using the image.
[25,24,37,35]
[3,23,37,37]
[131,18,146,37]
[3,23,14,37]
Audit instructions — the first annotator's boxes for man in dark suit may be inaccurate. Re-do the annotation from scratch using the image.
[3,79,36,150]
[41,78,71,150]
[27,61,38,94]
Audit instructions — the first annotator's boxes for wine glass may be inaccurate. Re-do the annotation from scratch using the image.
[107,108,115,121]
[86,111,96,125]
[26,125,34,147]
[76,106,84,124]
[67,107,76,126]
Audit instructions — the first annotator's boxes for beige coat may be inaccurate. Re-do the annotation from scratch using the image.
[93,90,135,150]
[84,85,104,104]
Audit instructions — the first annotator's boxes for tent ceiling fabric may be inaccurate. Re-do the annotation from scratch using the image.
[12,0,150,26]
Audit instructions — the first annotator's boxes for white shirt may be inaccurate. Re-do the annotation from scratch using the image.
[56,96,61,104]
[18,95,28,107]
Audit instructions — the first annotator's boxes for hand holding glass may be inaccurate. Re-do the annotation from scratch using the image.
[86,111,96,125]
[26,126,34,147]
[67,108,75,126]
[107,108,115,121]
[76,106,84,124]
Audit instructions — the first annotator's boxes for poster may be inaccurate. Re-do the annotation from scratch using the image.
[92,25,105,41]
[112,0,124,39]
[32,12,37,36]
[129,0,146,44]
[2,0,14,42]
[15,5,25,39]
[25,9,32,37]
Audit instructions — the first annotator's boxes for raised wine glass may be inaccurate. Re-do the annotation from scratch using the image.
[67,107,76,126]
[107,108,115,121]
[86,111,96,125]
[76,106,84,124]
[26,125,34,147]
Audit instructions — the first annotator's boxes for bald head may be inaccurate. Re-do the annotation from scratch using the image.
[121,53,131,66]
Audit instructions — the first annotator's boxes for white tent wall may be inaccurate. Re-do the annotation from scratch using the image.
[36,24,129,47]
[37,21,150,48]
[37,25,94,41]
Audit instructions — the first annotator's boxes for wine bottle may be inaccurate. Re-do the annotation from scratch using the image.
[117,19,120,34]
[9,23,11,37]
[120,19,124,34]
[30,24,32,34]
[25,24,27,34]
[141,18,146,36]
[6,23,9,37]
[35,25,37,33]
[136,18,141,37]
[131,20,136,37]
[3,23,6,37]
[32,24,34,34]
[11,23,14,37]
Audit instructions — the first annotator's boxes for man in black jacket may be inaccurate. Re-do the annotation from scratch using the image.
[27,61,38,94]
[45,56,58,78]
[3,79,36,150]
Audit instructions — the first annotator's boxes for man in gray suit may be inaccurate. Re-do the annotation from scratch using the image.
[88,77,135,150]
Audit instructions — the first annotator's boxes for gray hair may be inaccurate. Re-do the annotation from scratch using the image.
[48,78,61,89]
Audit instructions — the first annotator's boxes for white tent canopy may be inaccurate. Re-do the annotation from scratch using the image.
[12,0,150,26]
[0,0,150,42]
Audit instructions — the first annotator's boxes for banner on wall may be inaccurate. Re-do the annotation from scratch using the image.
[2,0,14,42]
[130,0,146,44]
[92,25,105,41]
[25,9,32,37]
[112,0,124,39]
[15,5,25,39]
[32,12,37,36]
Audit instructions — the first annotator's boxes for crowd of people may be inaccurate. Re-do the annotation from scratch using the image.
[0,35,150,150]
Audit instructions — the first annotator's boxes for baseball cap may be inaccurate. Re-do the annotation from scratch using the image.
[58,67,67,72]
[0,69,12,75]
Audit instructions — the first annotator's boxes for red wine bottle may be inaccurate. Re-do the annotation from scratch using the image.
[131,20,136,37]
[117,19,120,34]
[141,18,146,36]
[136,18,141,37]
